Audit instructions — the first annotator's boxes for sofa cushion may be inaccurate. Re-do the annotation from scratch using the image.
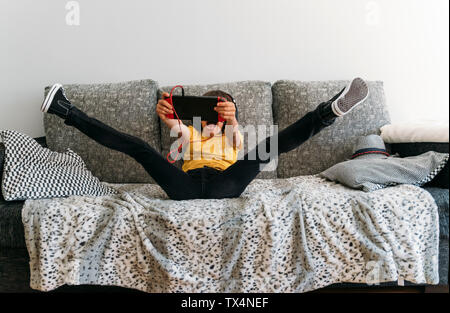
[43,79,160,183]
[159,81,276,179]
[272,80,391,178]
[380,122,449,143]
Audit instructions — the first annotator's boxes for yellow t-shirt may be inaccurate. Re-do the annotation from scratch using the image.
[182,126,243,172]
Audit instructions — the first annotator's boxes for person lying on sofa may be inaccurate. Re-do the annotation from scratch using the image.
[41,78,369,200]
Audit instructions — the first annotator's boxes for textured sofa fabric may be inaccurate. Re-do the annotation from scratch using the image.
[159,80,276,179]
[43,79,160,183]
[272,80,391,178]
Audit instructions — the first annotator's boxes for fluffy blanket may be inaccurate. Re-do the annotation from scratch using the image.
[22,175,439,292]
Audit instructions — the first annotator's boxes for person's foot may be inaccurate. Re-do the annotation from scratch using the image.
[331,77,369,117]
[40,83,74,119]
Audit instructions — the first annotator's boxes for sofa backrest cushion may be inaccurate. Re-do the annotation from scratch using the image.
[159,81,276,179]
[272,80,391,178]
[43,79,160,183]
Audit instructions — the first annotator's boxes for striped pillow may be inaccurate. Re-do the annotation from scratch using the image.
[0,130,116,201]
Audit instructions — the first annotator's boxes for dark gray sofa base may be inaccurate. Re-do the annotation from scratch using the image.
[0,245,447,293]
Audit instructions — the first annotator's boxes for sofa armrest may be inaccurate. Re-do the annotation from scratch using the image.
[385,142,449,189]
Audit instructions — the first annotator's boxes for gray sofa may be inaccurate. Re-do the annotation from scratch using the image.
[0,79,448,292]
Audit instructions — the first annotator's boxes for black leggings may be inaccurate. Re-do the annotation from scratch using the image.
[64,102,335,200]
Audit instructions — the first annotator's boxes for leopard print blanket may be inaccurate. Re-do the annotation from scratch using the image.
[22,175,439,292]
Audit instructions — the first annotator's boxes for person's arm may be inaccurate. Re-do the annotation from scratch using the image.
[225,118,242,149]
[156,92,190,144]
[214,101,242,149]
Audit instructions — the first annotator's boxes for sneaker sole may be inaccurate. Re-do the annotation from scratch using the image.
[41,83,62,113]
[332,78,369,116]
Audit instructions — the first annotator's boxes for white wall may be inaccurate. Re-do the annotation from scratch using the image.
[1,0,448,139]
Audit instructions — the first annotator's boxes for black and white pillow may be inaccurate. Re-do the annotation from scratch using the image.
[0,130,116,201]
[319,151,449,192]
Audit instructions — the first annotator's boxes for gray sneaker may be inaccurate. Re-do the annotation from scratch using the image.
[331,77,369,117]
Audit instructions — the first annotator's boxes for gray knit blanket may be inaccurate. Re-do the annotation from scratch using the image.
[22,176,439,292]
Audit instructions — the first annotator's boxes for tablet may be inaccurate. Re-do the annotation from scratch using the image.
[165,95,224,122]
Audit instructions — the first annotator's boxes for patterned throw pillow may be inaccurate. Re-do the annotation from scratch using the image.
[0,130,116,201]
[319,151,449,192]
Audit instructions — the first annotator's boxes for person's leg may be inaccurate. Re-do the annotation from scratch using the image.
[204,103,334,198]
[63,107,202,200]
[206,78,369,198]
[41,84,201,200]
